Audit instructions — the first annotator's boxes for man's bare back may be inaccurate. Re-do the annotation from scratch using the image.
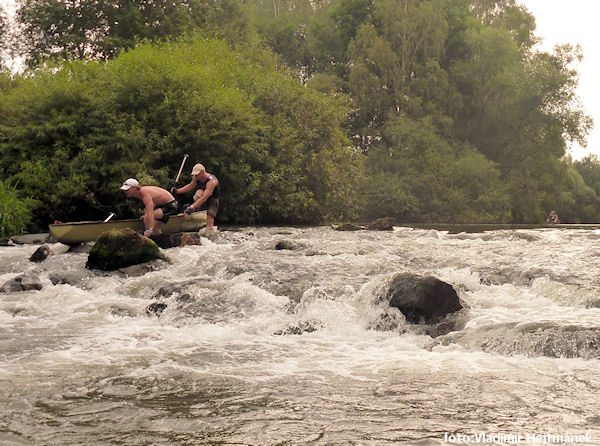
[139,186,175,208]
[120,179,178,237]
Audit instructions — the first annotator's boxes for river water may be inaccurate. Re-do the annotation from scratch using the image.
[1,226,600,445]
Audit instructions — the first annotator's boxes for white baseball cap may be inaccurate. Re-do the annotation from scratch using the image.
[191,163,205,175]
[120,178,139,190]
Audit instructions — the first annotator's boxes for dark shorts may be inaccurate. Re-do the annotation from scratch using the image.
[155,200,178,223]
[199,198,219,217]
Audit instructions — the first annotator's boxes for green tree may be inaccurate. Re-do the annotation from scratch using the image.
[364,116,508,222]
[15,0,255,67]
[575,155,600,196]
[572,156,600,222]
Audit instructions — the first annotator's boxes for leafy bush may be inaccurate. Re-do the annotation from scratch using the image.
[0,36,362,226]
[0,180,31,241]
[361,172,419,221]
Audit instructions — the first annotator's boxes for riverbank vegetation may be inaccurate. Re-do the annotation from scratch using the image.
[1,0,600,232]
[0,180,31,241]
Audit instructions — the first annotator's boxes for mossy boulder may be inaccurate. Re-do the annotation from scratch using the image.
[86,228,168,271]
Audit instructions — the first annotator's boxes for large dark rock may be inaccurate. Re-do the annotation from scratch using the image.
[85,228,168,271]
[0,273,43,293]
[383,273,462,324]
[30,244,53,262]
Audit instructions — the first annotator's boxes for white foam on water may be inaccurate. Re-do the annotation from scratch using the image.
[3,227,600,444]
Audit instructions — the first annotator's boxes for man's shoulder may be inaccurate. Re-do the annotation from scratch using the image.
[142,185,167,192]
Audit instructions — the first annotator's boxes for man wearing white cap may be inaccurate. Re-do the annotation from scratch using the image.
[172,163,220,231]
[121,178,178,237]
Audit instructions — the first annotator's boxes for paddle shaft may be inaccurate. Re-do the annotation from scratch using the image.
[174,154,189,185]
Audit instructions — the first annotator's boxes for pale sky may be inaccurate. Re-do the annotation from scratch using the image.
[518,0,600,160]
[1,0,599,159]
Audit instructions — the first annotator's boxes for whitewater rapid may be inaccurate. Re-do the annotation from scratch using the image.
[1,226,600,445]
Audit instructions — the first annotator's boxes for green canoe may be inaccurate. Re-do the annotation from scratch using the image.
[49,211,207,245]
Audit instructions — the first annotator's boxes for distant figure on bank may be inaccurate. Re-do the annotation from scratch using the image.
[120,178,178,237]
[546,210,560,224]
[171,163,220,232]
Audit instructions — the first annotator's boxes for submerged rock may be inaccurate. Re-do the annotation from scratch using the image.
[371,305,464,337]
[382,273,463,324]
[29,244,53,262]
[0,273,43,293]
[274,320,323,335]
[146,302,168,317]
[67,243,93,254]
[150,279,198,300]
[85,228,168,271]
[366,217,395,231]
[332,223,364,231]
[275,240,303,250]
[109,305,136,318]
[433,322,600,360]
[49,269,96,287]
[150,232,202,249]
[116,264,155,277]
[10,233,51,245]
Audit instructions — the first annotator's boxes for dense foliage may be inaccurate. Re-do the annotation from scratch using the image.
[245,0,595,223]
[1,0,599,235]
[0,37,361,227]
[0,180,31,241]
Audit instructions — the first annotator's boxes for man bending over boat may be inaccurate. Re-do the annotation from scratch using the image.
[120,178,178,237]
[171,163,219,233]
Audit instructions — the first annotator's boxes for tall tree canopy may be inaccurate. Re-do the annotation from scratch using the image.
[15,0,256,67]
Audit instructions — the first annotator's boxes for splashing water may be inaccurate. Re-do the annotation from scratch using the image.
[1,226,600,445]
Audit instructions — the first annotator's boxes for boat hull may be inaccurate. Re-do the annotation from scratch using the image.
[49,212,207,245]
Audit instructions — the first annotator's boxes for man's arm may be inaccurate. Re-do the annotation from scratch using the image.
[173,178,197,195]
[140,190,155,234]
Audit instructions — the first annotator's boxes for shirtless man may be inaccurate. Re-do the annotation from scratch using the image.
[120,178,178,237]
